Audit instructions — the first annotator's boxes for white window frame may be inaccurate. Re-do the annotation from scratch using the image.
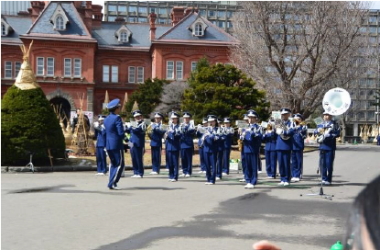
[191,61,197,71]
[176,61,183,80]
[56,15,64,30]
[128,66,136,83]
[1,23,6,36]
[4,61,12,79]
[14,61,21,78]
[74,58,81,77]
[36,57,44,76]
[111,66,118,83]
[195,23,203,36]
[103,65,110,83]
[166,61,174,80]
[137,67,144,83]
[64,58,72,77]
[47,57,55,76]
[120,31,128,43]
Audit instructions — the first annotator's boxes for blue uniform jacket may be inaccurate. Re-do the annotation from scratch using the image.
[126,121,145,148]
[150,123,165,147]
[95,124,106,148]
[275,120,295,151]
[165,124,181,151]
[263,131,277,151]
[180,123,196,149]
[196,130,204,147]
[314,121,340,150]
[292,125,307,150]
[242,123,263,153]
[203,127,219,153]
[223,127,234,149]
[104,113,124,151]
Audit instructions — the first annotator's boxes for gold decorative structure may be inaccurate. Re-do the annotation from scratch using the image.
[14,40,41,90]
[71,94,90,155]
[132,101,139,111]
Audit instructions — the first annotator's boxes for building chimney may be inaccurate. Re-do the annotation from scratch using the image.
[184,7,198,16]
[149,12,157,40]
[29,1,45,23]
[170,6,185,26]
[92,4,103,28]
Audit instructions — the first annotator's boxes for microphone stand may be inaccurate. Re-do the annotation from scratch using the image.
[301,150,333,200]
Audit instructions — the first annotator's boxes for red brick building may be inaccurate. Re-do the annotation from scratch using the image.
[1,1,237,123]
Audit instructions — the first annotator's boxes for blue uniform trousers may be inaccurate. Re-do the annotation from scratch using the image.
[131,146,144,176]
[107,149,124,188]
[241,150,247,180]
[199,147,206,171]
[216,150,223,179]
[320,150,335,183]
[151,146,162,173]
[257,152,262,171]
[265,150,277,178]
[96,147,107,173]
[204,151,217,184]
[167,150,180,180]
[277,150,291,182]
[181,148,193,175]
[244,152,258,185]
[222,148,231,174]
[291,150,303,178]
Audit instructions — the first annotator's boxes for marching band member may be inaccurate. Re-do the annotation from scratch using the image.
[203,115,220,185]
[104,99,125,190]
[313,111,341,185]
[275,108,295,186]
[216,118,225,180]
[149,112,165,175]
[179,112,196,177]
[240,110,263,189]
[94,115,107,176]
[263,118,277,179]
[291,113,307,182]
[125,110,146,178]
[222,117,234,176]
[238,114,249,182]
[165,111,181,182]
[196,118,208,174]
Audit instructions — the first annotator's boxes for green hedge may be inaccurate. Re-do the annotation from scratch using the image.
[1,86,65,165]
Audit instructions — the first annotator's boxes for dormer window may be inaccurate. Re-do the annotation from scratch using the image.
[115,25,132,43]
[1,23,6,36]
[50,4,69,31]
[189,18,208,37]
[1,18,11,36]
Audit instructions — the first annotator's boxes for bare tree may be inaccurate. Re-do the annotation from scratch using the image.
[231,1,369,119]
[154,81,189,115]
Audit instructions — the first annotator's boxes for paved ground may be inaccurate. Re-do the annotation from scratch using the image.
[2,144,380,250]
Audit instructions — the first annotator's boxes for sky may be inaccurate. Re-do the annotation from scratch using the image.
[91,1,380,10]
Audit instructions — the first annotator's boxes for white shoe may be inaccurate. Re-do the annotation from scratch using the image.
[184,174,190,177]
[131,175,138,178]
[278,181,285,186]
[205,182,210,185]
[258,171,262,174]
[323,181,331,186]
[239,179,245,182]
[294,177,300,182]
[171,179,177,182]
[244,184,250,189]
[150,171,158,175]
[216,177,220,180]
[179,174,186,177]
[95,173,103,176]
[202,171,206,174]
[168,179,173,181]
[283,182,290,186]
[244,183,254,189]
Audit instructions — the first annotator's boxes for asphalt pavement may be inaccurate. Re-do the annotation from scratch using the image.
[2,144,380,250]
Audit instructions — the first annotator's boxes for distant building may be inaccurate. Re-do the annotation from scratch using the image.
[1,1,31,15]
[104,1,240,33]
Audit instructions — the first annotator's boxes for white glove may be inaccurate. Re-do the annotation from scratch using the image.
[276,128,283,135]
[94,121,99,128]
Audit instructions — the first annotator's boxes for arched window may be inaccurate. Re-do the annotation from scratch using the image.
[195,23,203,36]
[1,23,6,36]
[56,15,64,30]
[120,31,128,42]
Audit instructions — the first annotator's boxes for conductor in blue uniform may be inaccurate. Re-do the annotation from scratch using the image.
[180,112,196,177]
[196,118,208,174]
[126,110,146,178]
[94,115,107,175]
[314,111,341,185]
[240,110,263,189]
[203,115,219,185]
[263,119,277,179]
[291,113,307,182]
[104,99,125,190]
[149,112,165,175]
[165,112,181,182]
[275,108,295,186]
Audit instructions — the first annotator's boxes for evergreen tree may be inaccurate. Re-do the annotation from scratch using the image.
[182,59,269,123]
[124,78,168,120]
[1,86,66,165]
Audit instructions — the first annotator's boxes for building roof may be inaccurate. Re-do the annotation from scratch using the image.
[156,12,238,45]
[24,2,94,41]
[92,22,170,49]
[1,15,32,45]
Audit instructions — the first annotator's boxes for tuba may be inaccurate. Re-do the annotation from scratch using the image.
[275,119,291,140]
[316,87,351,143]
